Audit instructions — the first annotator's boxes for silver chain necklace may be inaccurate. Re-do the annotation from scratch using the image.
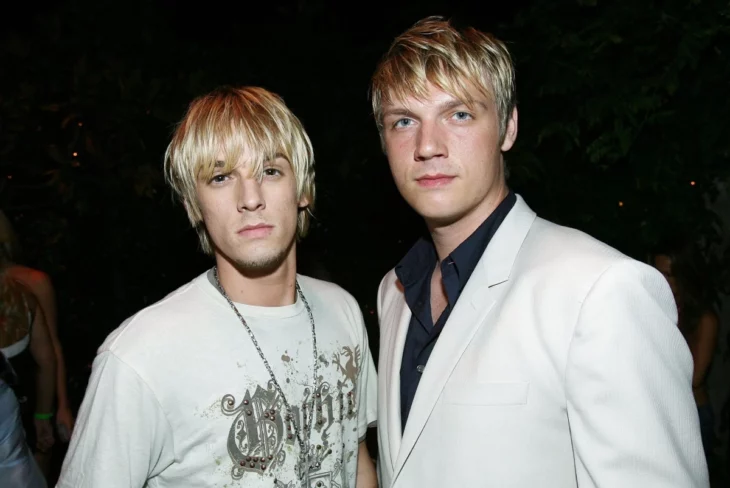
[213,267,319,486]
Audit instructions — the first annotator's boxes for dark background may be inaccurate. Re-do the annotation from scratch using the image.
[1,0,729,480]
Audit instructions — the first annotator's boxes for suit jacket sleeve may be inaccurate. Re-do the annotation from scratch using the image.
[565,260,708,487]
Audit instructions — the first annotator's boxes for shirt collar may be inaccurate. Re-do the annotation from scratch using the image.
[394,191,516,290]
[448,191,516,287]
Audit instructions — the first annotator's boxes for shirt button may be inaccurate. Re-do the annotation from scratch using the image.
[416,365,425,373]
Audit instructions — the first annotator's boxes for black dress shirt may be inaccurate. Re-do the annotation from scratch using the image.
[394,191,517,429]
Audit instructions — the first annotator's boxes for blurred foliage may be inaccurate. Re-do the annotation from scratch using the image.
[504,0,730,299]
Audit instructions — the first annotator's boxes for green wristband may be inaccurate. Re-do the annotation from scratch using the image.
[34,412,54,420]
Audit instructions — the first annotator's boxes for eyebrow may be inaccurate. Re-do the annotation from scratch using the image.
[440,100,470,112]
[440,99,489,112]
[214,153,287,168]
[382,99,487,119]
[381,107,415,119]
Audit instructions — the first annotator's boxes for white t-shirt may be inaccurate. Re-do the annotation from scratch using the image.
[57,270,377,488]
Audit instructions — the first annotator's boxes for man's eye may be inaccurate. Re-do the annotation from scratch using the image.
[393,118,413,128]
[453,111,472,120]
[210,174,228,183]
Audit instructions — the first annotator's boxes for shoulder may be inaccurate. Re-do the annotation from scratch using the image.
[378,269,399,291]
[521,217,643,280]
[7,265,53,295]
[503,211,674,308]
[529,218,625,263]
[297,275,369,344]
[297,274,361,315]
[376,269,400,304]
[99,272,214,359]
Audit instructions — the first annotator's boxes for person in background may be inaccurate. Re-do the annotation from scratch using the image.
[652,241,720,468]
[0,265,56,487]
[0,211,74,478]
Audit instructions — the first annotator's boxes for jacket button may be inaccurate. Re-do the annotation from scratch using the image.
[416,365,425,373]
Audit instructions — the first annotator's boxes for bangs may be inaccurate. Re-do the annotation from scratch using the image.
[370,17,515,138]
[188,97,290,183]
[376,52,490,115]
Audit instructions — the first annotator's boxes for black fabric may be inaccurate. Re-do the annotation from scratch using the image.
[395,192,516,429]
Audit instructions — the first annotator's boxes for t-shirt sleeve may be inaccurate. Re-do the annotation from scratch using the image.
[354,303,378,441]
[57,351,175,487]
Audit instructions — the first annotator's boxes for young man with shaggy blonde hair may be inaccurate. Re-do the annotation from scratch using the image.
[58,86,377,488]
[372,16,707,488]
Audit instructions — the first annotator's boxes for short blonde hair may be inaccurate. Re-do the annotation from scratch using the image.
[371,16,516,141]
[164,86,316,254]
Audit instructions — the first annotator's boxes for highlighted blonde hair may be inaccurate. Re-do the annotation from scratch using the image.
[371,16,516,141]
[0,211,34,348]
[164,86,316,254]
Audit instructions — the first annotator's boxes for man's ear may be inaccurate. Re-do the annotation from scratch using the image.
[298,194,310,210]
[501,107,518,152]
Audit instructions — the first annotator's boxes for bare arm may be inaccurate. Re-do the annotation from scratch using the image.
[689,312,719,388]
[29,304,57,452]
[18,269,74,432]
[356,441,377,488]
[29,304,56,414]
[30,272,69,406]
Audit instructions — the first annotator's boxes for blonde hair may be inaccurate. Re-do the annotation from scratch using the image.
[164,86,316,255]
[0,211,32,348]
[370,16,516,141]
[0,272,35,349]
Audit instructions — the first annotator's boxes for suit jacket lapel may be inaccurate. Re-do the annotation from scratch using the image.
[393,268,497,477]
[381,280,412,470]
[392,195,537,482]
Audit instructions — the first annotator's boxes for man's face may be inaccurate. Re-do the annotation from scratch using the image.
[381,82,517,229]
[195,153,307,273]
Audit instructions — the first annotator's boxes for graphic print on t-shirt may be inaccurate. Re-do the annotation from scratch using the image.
[221,345,362,487]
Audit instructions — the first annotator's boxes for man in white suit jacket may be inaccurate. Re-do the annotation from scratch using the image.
[368,16,708,488]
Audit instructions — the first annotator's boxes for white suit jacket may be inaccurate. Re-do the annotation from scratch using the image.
[376,195,708,488]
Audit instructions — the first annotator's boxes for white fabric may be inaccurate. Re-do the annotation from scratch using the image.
[58,270,377,488]
[376,195,708,488]
[0,333,30,359]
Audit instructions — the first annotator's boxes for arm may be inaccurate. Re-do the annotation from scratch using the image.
[689,312,719,389]
[57,351,175,487]
[566,261,708,487]
[29,304,57,452]
[357,440,378,488]
[27,271,74,433]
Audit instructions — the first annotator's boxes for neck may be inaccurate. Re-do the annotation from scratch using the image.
[215,250,298,307]
[429,185,509,262]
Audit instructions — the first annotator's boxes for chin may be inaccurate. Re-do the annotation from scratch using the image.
[228,258,280,278]
[420,210,464,228]
[234,240,295,273]
[408,199,456,221]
